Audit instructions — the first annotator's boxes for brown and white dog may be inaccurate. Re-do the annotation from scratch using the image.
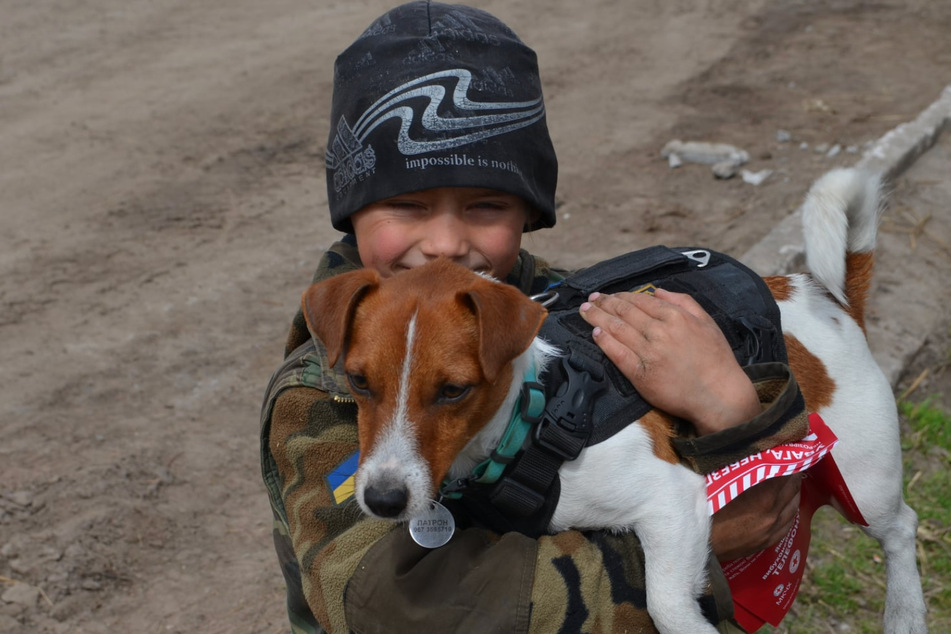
[303,169,927,634]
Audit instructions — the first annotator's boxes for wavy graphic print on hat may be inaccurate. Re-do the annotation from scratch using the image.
[326,69,545,193]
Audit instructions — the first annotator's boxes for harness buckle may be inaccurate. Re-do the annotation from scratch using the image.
[531,353,607,461]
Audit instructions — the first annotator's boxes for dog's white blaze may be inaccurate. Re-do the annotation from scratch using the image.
[355,312,432,520]
[395,312,418,431]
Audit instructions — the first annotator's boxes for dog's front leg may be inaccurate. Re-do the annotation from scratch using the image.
[554,425,718,634]
[634,462,717,634]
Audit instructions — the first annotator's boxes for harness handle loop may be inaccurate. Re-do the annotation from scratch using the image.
[530,290,560,308]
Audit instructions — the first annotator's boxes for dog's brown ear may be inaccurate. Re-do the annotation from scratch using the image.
[302,269,380,366]
[463,283,547,382]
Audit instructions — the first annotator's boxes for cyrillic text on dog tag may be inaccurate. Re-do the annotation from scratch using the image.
[409,500,455,548]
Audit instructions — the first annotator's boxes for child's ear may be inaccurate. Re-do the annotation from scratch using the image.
[302,269,380,365]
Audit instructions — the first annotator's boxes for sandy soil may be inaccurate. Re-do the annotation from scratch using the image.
[2,1,950,632]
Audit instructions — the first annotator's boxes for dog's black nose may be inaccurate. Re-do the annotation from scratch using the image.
[364,485,409,518]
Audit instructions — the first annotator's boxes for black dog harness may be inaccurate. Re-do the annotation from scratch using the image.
[441,246,786,537]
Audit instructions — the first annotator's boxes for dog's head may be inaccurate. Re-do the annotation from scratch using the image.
[302,258,547,521]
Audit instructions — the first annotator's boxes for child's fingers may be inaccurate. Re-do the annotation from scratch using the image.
[579,292,687,384]
[583,290,675,326]
[578,295,654,377]
[588,288,713,331]
[586,317,650,383]
[650,287,712,323]
[579,293,655,347]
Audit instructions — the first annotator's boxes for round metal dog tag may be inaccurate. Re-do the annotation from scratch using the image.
[409,500,455,549]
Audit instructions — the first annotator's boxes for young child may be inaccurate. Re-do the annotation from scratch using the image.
[260,2,806,632]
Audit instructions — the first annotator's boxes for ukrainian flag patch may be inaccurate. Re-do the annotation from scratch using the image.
[327,451,359,505]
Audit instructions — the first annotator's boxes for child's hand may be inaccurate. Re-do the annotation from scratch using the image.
[579,287,761,434]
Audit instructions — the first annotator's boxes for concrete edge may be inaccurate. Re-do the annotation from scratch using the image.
[740,84,951,387]
[741,84,951,277]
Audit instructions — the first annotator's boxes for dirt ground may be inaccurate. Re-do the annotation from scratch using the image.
[2,0,950,632]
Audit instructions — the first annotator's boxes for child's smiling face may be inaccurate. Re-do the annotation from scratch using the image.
[352,187,532,279]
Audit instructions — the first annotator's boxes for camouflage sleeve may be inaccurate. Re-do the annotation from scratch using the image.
[528,532,732,633]
[346,521,732,634]
[342,502,732,634]
[267,386,392,633]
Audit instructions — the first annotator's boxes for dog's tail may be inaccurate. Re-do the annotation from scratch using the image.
[801,168,883,326]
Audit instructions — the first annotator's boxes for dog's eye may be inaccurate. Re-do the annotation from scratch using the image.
[347,373,370,395]
[438,384,471,403]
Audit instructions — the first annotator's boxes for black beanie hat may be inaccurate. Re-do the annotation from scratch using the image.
[326,1,558,233]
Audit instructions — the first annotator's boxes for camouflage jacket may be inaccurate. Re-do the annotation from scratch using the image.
[260,236,808,634]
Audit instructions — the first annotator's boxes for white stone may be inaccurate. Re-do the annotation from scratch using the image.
[741,169,773,186]
[661,140,748,166]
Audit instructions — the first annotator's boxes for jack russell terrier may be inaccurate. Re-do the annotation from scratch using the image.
[303,168,927,633]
